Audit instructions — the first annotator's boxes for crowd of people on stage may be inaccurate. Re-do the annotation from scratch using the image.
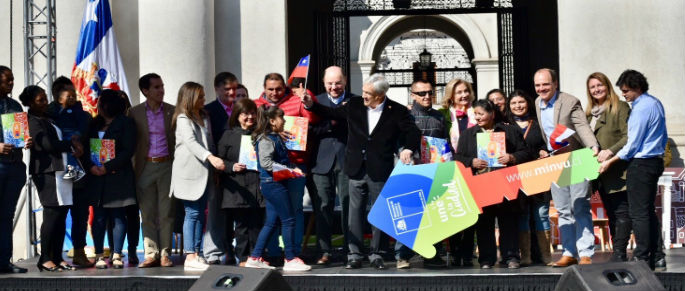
[0,63,669,274]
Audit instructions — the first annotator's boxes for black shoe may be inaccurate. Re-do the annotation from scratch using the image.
[207,260,221,265]
[654,258,667,272]
[37,263,61,272]
[128,253,139,266]
[0,263,28,274]
[58,263,76,271]
[424,256,447,268]
[345,259,362,269]
[370,258,386,270]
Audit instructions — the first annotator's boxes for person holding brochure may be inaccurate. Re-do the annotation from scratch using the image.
[245,106,311,272]
[507,89,553,266]
[395,79,449,269]
[22,85,84,272]
[216,98,265,266]
[0,66,32,274]
[170,82,226,271]
[454,99,534,269]
[81,90,137,269]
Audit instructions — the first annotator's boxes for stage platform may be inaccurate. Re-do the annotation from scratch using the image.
[1,249,684,291]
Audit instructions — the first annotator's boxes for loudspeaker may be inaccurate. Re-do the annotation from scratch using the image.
[188,265,292,291]
[554,261,665,291]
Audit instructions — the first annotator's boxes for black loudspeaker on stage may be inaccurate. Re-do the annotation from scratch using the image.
[554,261,666,291]
[188,265,293,291]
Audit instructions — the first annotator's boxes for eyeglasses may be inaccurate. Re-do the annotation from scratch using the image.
[411,91,433,97]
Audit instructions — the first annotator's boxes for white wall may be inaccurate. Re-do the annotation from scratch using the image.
[558,0,685,166]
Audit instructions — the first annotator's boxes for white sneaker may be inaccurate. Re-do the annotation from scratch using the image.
[396,259,411,269]
[283,257,311,272]
[184,257,209,271]
[244,257,276,270]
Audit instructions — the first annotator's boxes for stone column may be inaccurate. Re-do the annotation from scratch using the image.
[139,0,215,104]
[472,58,499,99]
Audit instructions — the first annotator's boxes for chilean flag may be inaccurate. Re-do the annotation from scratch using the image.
[549,124,575,151]
[272,163,304,182]
[287,55,310,86]
[71,0,129,115]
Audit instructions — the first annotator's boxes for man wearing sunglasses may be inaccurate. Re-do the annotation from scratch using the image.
[394,79,449,269]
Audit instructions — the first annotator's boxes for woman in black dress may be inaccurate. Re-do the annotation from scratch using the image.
[453,99,533,269]
[22,85,84,271]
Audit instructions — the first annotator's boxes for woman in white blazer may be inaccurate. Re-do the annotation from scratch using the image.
[169,82,225,271]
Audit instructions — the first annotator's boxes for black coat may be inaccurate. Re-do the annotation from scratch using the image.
[216,126,264,208]
[205,100,229,147]
[81,115,137,208]
[454,122,534,213]
[308,96,421,181]
[28,114,72,206]
[309,92,355,174]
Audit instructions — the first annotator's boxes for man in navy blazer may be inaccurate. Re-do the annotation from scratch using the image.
[309,67,357,265]
[203,72,239,265]
[301,73,421,270]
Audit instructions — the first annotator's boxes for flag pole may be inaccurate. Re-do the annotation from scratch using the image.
[303,54,311,90]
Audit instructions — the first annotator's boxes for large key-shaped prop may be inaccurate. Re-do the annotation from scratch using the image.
[367,148,600,258]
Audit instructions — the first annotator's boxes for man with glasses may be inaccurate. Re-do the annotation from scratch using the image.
[599,69,668,270]
[394,79,449,269]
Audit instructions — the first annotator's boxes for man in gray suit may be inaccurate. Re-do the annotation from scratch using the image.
[534,68,599,267]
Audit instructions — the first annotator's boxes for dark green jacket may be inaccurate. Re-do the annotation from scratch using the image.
[588,101,630,194]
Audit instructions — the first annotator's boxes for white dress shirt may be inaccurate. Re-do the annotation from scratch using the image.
[367,97,386,135]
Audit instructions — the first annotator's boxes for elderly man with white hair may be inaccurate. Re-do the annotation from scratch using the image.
[300,73,421,270]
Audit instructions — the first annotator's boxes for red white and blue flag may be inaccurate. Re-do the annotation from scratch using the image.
[272,163,304,182]
[549,124,575,151]
[287,55,310,86]
[71,0,129,115]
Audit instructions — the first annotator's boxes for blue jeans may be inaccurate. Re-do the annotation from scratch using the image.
[182,194,208,254]
[519,198,551,231]
[286,165,306,256]
[92,207,127,254]
[252,181,296,260]
[551,181,595,258]
[0,162,26,265]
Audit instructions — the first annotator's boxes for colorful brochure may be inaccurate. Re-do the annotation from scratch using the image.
[284,116,308,151]
[420,136,452,164]
[1,112,29,147]
[90,138,115,167]
[477,132,506,167]
[238,135,258,171]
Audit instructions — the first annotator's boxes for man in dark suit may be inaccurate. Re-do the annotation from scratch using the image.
[309,66,356,265]
[301,73,421,270]
[203,72,239,264]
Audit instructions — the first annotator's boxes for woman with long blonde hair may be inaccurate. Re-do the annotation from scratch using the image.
[585,72,631,262]
[438,78,477,267]
[170,82,226,271]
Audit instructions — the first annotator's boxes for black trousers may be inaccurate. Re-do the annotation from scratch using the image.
[40,206,70,264]
[347,170,387,261]
[476,207,520,265]
[229,207,263,262]
[448,226,475,263]
[595,185,632,256]
[70,187,90,249]
[626,158,663,265]
[311,160,350,255]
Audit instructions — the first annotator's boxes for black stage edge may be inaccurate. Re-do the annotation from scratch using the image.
[2,249,684,291]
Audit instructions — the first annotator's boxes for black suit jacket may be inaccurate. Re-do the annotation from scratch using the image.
[27,114,71,174]
[81,115,137,208]
[308,96,421,182]
[205,100,229,147]
[309,92,356,174]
